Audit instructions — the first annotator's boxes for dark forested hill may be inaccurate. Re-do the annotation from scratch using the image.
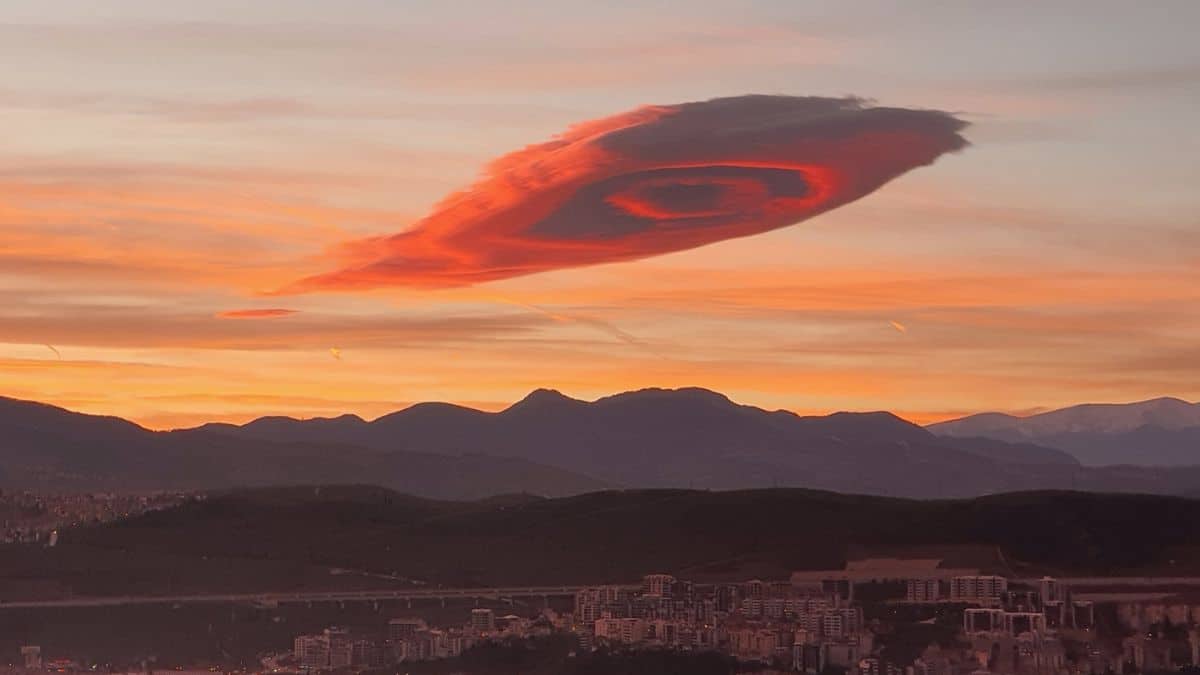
[9,486,1200,599]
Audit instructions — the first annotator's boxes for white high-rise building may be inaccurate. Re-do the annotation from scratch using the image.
[388,617,427,642]
[294,627,353,670]
[906,579,942,603]
[326,628,353,668]
[21,646,42,670]
[470,607,494,634]
[642,574,676,598]
[294,634,330,670]
[950,575,1008,604]
[471,608,496,634]
[1039,576,1061,605]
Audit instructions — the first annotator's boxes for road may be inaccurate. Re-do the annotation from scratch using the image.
[1014,577,1200,587]
[9,576,1200,610]
[0,584,641,609]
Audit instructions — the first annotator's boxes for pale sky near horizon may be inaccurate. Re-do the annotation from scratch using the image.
[2,1,1199,428]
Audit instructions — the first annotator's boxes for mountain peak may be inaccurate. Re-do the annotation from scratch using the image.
[0,395,148,435]
[1135,396,1195,410]
[809,410,932,442]
[595,386,733,407]
[933,396,1200,436]
[928,396,1200,466]
[525,387,571,400]
[504,388,583,413]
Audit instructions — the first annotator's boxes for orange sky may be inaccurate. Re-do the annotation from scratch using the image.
[3,2,1199,428]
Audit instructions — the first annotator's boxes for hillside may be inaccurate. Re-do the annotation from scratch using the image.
[929,397,1200,466]
[8,486,1200,599]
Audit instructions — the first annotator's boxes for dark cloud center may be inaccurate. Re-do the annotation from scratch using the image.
[640,182,728,213]
[530,165,809,240]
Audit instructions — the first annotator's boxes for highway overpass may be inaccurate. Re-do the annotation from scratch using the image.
[0,584,641,609]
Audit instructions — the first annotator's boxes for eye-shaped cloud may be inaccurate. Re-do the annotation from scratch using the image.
[288,95,968,291]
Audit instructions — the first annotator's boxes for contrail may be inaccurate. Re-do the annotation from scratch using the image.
[44,344,62,360]
[890,320,908,334]
[487,296,668,359]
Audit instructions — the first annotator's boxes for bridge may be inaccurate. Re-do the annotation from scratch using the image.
[0,584,641,610]
[1013,577,1200,587]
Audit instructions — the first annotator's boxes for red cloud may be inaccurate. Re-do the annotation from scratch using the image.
[287,96,968,291]
[216,308,299,319]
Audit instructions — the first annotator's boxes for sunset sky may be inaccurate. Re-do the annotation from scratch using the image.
[3,0,1199,429]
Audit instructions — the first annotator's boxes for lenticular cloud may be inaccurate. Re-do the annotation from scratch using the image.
[290,95,968,290]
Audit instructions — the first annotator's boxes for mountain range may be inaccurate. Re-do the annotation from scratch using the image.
[0,395,607,498]
[5,389,1200,498]
[928,397,1200,466]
